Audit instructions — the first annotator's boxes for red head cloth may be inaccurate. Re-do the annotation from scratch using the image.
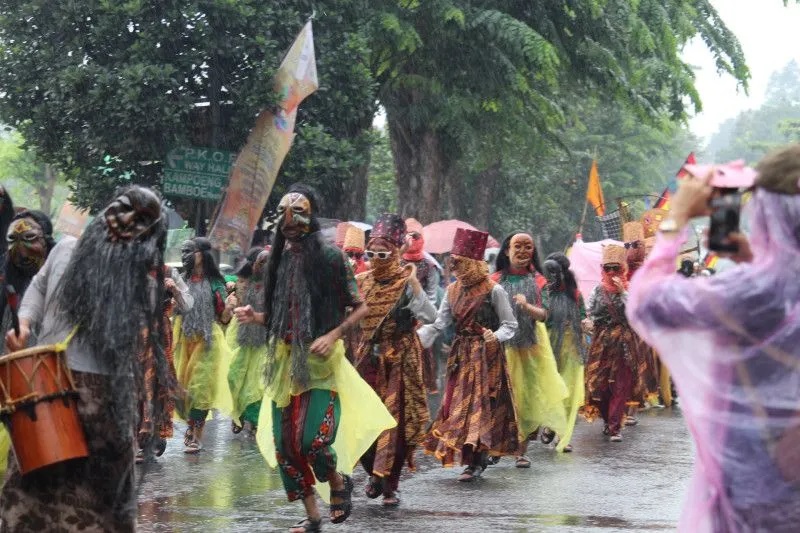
[404,217,425,261]
[371,213,407,248]
[451,227,488,260]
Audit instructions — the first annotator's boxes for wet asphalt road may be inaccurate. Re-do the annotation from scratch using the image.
[136,404,692,532]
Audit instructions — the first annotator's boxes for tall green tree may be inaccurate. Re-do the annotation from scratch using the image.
[368,0,748,223]
[0,128,66,216]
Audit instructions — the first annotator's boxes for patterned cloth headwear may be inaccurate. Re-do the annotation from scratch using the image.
[602,244,627,265]
[641,209,669,239]
[371,213,406,248]
[451,227,488,260]
[622,221,645,242]
[335,222,353,248]
[343,226,365,252]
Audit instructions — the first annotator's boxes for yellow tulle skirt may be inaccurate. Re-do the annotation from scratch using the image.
[173,318,234,418]
[506,322,569,442]
[553,330,585,452]
[0,427,9,474]
[225,318,266,420]
[256,339,396,501]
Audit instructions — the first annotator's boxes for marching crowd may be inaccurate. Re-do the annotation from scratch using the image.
[0,143,799,533]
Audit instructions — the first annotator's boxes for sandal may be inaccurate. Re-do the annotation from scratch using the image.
[563,444,573,453]
[184,427,194,446]
[515,455,531,468]
[329,473,353,524]
[232,420,243,434]
[365,475,382,499]
[457,465,483,482]
[289,517,322,533]
[155,438,167,457]
[540,427,556,444]
[382,492,400,507]
[184,441,203,454]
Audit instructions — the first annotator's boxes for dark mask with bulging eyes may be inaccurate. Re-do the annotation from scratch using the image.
[544,259,564,288]
[7,217,46,272]
[104,187,162,242]
[181,240,199,272]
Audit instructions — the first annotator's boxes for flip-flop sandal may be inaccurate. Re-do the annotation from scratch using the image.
[540,428,556,444]
[515,456,532,468]
[382,493,400,507]
[330,474,353,524]
[184,441,203,454]
[289,517,322,533]
[365,476,382,499]
[184,427,194,446]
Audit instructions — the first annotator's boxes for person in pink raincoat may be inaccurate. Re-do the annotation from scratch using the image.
[626,146,800,532]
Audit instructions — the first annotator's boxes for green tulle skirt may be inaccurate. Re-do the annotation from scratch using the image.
[225,318,266,423]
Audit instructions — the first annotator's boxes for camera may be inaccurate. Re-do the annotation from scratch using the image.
[708,188,742,253]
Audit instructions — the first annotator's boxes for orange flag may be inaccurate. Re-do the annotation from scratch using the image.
[586,160,605,216]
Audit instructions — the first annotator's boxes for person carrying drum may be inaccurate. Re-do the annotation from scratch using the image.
[2,186,169,532]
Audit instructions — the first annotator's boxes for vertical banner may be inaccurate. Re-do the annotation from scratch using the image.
[208,21,319,252]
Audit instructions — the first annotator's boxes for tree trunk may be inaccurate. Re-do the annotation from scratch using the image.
[388,114,449,224]
[35,164,58,216]
[336,154,369,221]
[470,160,501,231]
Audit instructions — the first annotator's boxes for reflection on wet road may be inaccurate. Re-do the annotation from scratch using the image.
[137,406,691,532]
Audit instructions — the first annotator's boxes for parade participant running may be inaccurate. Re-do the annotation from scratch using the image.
[235,184,394,533]
[493,232,568,466]
[174,237,233,453]
[3,186,168,531]
[627,147,800,531]
[355,214,436,506]
[419,228,519,482]
[583,244,642,442]
[226,247,269,438]
[541,253,587,453]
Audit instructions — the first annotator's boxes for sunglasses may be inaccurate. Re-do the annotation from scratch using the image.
[624,241,640,249]
[365,250,392,260]
[603,265,622,273]
[346,251,362,259]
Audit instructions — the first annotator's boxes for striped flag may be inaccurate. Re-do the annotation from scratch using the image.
[655,152,696,210]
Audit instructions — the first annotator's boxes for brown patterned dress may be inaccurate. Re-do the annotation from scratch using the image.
[355,270,434,495]
[422,279,520,467]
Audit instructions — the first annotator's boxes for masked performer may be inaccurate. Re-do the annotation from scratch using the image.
[583,244,642,442]
[354,214,435,506]
[236,184,394,533]
[342,226,370,275]
[0,210,56,353]
[419,228,519,482]
[226,247,269,438]
[2,186,168,531]
[492,232,568,466]
[541,253,587,453]
[622,222,660,422]
[401,218,442,394]
[173,237,233,453]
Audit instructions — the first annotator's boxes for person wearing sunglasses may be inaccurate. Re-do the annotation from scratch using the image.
[342,225,370,275]
[492,232,568,466]
[627,147,800,531]
[352,213,436,508]
[621,222,661,424]
[583,244,641,443]
[401,218,442,394]
[418,228,519,482]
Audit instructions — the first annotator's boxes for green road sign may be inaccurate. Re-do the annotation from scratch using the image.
[163,147,234,201]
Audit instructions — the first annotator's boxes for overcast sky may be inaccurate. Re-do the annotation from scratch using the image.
[685,0,800,143]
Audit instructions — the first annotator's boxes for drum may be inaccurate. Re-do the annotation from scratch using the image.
[0,344,89,474]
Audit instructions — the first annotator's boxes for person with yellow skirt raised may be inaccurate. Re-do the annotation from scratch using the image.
[541,253,587,452]
[491,232,568,466]
[235,184,394,533]
[173,237,234,454]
